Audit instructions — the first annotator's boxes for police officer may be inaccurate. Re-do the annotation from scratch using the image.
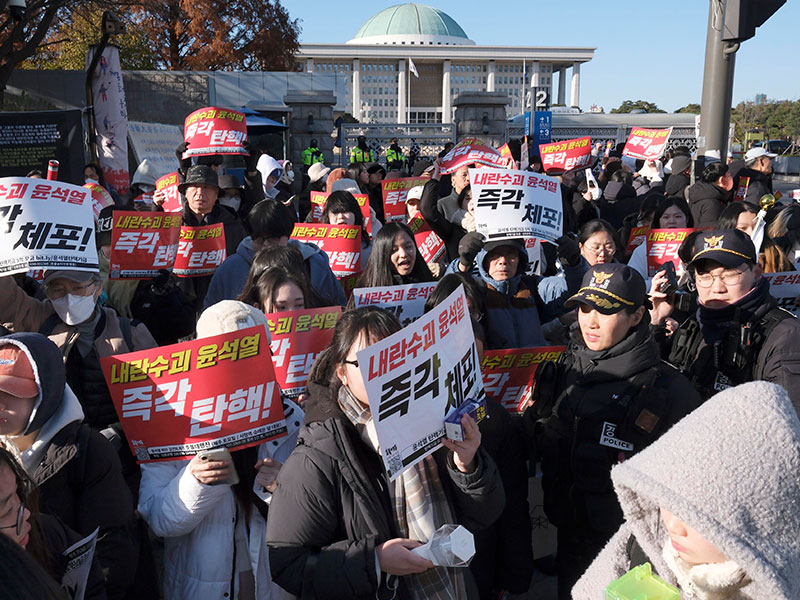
[385,137,405,171]
[349,135,375,164]
[301,138,324,188]
[652,228,800,411]
[525,263,701,600]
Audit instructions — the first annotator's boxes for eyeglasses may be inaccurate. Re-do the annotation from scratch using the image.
[46,280,96,300]
[0,497,27,537]
[585,244,615,255]
[694,270,746,288]
[344,359,359,368]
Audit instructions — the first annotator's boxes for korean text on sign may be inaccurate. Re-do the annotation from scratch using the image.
[109,211,182,280]
[267,306,341,397]
[381,177,429,223]
[440,138,507,175]
[763,272,800,317]
[471,167,563,243]
[622,127,672,160]
[83,182,114,221]
[539,136,592,174]
[353,281,438,327]
[156,172,182,213]
[291,223,362,277]
[358,285,484,480]
[0,177,98,276]
[645,228,695,277]
[481,346,565,414]
[407,214,446,264]
[172,223,227,277]
[100,325,287,462]
[182,107,248,157]
[626,226,649,254]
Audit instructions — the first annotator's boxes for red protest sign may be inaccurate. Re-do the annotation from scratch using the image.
[100,325,287,462]
[309,191,372,235]
[645,228,695,277]
[267,306,341,396]
[156,172,182,213]
[734,176,750,203]
[173,223,227,277]
[381,177,428,223]
[622,127,672,160]
[539,136,592,174]
[626,226,649,254]
[481,346,565,413]
[407,214,446,263]
[183,107,248,158]
[83,182,114,220]
[291,223,361,278]
[440,138,506,175]
[497,143,512,158]
[109,211,182,279]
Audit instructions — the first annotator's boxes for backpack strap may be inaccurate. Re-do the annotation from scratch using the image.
[626,535,651,571]
[38,313,62,337]
[119,317,134,351]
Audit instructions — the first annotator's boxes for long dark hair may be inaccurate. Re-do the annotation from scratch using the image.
[652,196,694,228]
[243,267,315,313]
[578,218,622,250]
[356,222,433,288]
[321,190,369,242]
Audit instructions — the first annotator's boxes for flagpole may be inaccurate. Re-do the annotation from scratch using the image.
[407,59,410,124]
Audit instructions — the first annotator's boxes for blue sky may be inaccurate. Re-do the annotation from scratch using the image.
[291,0,799,112]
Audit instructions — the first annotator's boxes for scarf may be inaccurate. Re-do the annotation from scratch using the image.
[662,539,749,599]
[337,386,465,600]
[697,277,771,344]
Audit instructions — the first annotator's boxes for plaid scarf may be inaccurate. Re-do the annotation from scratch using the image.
[338,386,465,600]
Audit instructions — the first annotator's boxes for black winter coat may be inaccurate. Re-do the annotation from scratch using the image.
[687,180,729,227]
[266,382,506,600]
[733,166,773,205]
[598,182,640,230]
[420,178,467,262]
[664,172,690,198]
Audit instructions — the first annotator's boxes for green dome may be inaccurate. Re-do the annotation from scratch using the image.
[348,4,473,45]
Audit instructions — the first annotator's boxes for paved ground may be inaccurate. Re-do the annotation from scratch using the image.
[774,173,800,198]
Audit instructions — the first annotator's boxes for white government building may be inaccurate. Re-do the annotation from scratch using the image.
[298,3,595,124]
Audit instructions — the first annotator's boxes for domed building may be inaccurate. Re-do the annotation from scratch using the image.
[298,3,594,123]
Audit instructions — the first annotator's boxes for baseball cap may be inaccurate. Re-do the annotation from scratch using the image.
[407,186,424,202]
[566,263,647,315]
[688,229,757,269]
[0,345,38,398]
[745,147,777,162]
[671,155,692,174]
[42,270,96,286]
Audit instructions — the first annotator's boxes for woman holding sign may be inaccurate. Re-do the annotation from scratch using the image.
[266,307,504,600]
[356,223,434,289]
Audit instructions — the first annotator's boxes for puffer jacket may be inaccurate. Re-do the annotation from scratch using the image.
[204,237,347,309]
[266,382,505,600]
[573,381,800,599]
[687,180,729,228]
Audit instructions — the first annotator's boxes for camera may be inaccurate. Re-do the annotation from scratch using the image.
[7,0,26,21]
[658,261,693,314]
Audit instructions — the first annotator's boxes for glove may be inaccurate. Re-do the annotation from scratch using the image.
[175,141,192,171]
[243,140,260,173]
[556,235,581,267]
[150,269,175,296]
[458,232,485,270]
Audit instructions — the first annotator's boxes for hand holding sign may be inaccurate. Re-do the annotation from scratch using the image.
[441,413,481,473]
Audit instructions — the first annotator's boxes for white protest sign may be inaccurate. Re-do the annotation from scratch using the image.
[128,122,185,178]
[357,286,484,481]
[352,282,438,327]
[61,527,98,600]
[0,178,98,275]
[763,272,800,316]
[524,238,544,275]
[471,168,563,243]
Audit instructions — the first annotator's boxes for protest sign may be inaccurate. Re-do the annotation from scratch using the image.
[291,223,361,278]
[155,172,182,213]
[622,127,672,160]
[109,211,182,279]
[482,346,565,414]
[539,136,592,174]
[381,177,428,223]
[309,191,372,234]
[182,107,248,158]
[792,189,800,201]
[734,176,750,203]
[172,224,227,277]
[358,286,484,480]
[0,178,97,275]
[353,281,438,326]
[267,306,341,397]
[61,528,98,600]
[440,138,506,175]
[83,182,114,220]
[128,121,184,178]
[763,272,800,317]
[471,168,563,243]
[626,226,649,254]
[497,143,512,159]
[100,326,286,462]
[645,228,695,277]
[407,214,446,263]
[524,237,544,275]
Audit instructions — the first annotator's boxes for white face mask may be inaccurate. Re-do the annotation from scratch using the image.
[590,186,601,201]
[51,293,97,325]
[264,186,280,199]
[85,178,99,185]
[219,194,241,212]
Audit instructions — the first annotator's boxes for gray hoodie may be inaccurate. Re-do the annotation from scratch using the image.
[573,381,800,600]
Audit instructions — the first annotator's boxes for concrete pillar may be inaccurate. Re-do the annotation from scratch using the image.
[570,62,581,108]
[352,59,361,118]
[397,59,407,124]
[529,61,540,88]
[283,90,337,194]
[306,58,314,73]
[487,61,496,92]
[453,91,510,148]
[557,67,566,105]
[442,59,451,123]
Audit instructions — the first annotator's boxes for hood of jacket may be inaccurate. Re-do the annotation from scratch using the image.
[687,180,728,205]
[603,181,637,202]
[256,154,284,198]
[665,173,691,197]
[476,245,529,296]
[568,319,658,384]
[610,381,800,599]
[0,333,67,435]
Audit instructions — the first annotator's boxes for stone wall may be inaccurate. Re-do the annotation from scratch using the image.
[124,72,209,124]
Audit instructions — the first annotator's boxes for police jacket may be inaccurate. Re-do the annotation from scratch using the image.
[302,146,323,167]
[350,146,375,164]
[525,320,701,537]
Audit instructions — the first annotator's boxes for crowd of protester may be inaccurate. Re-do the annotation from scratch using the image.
[2,133,800,600]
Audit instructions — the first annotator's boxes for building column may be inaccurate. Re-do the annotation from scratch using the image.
[570,62,581,108]
[557,67,566,105]
[487,60,496,92]
[352,58,361,118]
[441,59,451,123]
[397,59,407,124]
[306,58,314,73]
